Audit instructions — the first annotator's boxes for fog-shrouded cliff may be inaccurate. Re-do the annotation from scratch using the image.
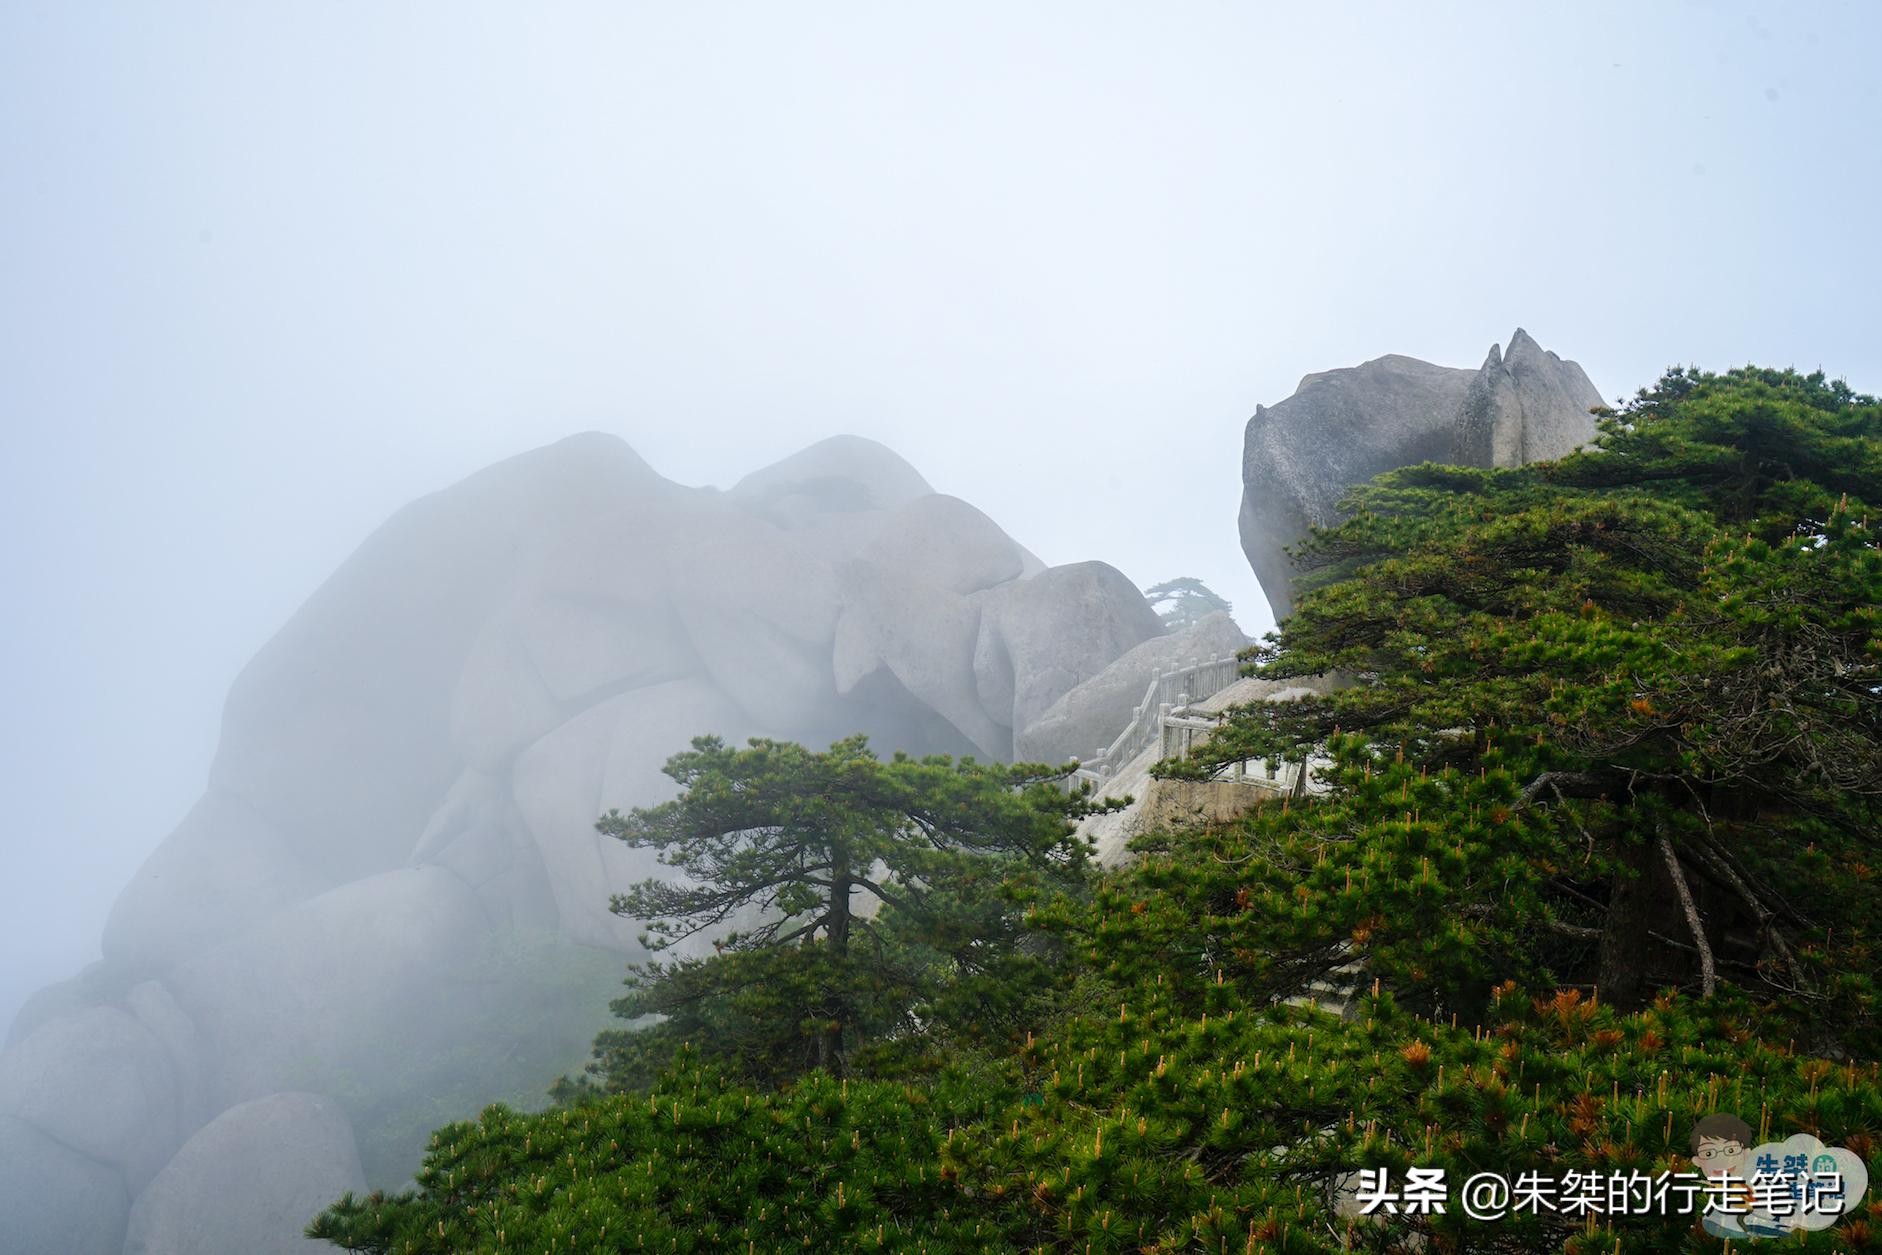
[0,433,1176,1255]
[1239,328,1604,618]
[1,329,1605,1255]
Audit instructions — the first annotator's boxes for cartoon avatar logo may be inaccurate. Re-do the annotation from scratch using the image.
[1691,1115,1870,1239]
[1691,1113,1755,1239]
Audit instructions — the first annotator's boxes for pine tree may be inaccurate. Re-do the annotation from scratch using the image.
[1180,366,1881,1037]
[1142,577,1233,630]
[577,734,1116,1086]
[310,366,1882,1255]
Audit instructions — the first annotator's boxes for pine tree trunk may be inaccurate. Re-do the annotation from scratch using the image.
[823,848,852,1076]
[1597,838,1661,1009]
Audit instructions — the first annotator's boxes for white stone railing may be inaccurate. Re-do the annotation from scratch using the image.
[1158,709,1308,799]
[1068,652,1244,787]
[1068,652,1324,800]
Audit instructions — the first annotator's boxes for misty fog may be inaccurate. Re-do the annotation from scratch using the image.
[1,6,1878,1249]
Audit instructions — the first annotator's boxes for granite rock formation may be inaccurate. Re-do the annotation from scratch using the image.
[1015,611,1249,765]
[0,433,1161,1254]
[121,1093,366,1255]
[1239,329,1603,618]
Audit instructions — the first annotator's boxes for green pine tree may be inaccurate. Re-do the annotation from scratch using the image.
[1176,366,1881,1037]
[567,734,1117,1089]
[1143,577,1233,630]
[310,366,1882,1255]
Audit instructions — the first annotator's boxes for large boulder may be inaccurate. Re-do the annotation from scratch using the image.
[447,546,697,774]
[9,429,1171,1255]
[166,866,494,1112]
[121,1092,365,1255]
[125,980,211,1137]
[0,1113,130,1255]
[970,561,1166,741]
[102,789,335,979]
[4,968,94,1050]
[0,1005,182,1194]
[831,558,1007,759]
[102,434,669,973]
[728,433,935,526]
[510,677,758,950]
[407,768,561,933]
[663,507,846,730]
[1016,611,1248,764]
[1453,328,1606,467]
[1240,329,1601,618]
[207,434,669,888]
[858,494,1031,595]
[1238,354,1470,621]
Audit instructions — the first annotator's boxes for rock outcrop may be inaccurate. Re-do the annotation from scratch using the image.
[1,432,1161,1254]
[1453,330,1606,468]
[122,1093,366,1255]
[969,562,1165,741]
[0,1112,131,1255]
[1239,329,1603,618]
[1015,612,1248,765]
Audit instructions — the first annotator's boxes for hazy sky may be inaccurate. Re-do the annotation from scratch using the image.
[2,1,1878,1027]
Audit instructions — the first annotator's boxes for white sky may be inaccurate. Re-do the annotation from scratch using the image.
[2,1,1878,1026]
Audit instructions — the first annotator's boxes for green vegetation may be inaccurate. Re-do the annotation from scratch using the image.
[1180,364,1881,1035]
[557,735,1114,1092]
[1143,577,1233,630]
[312,367,1882,1252]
